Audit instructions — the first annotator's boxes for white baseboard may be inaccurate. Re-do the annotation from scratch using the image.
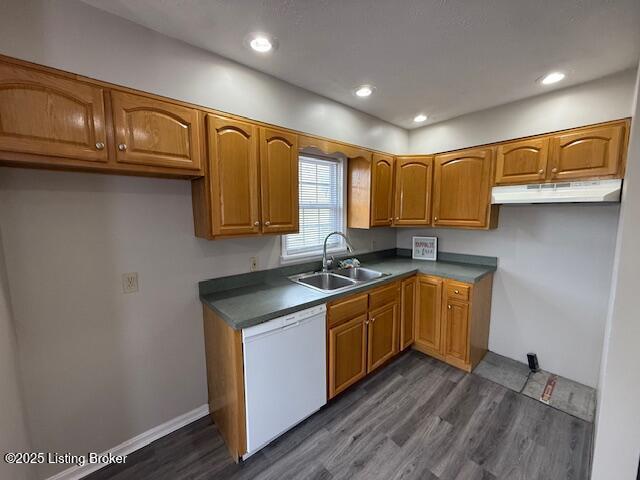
[46,404,209,480]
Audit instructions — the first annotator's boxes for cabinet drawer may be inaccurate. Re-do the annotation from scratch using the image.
[328,293,368,328]
[446,281,470,301]
[369,282,400,309]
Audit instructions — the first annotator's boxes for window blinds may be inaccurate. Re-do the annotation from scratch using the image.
[283,155,344,257]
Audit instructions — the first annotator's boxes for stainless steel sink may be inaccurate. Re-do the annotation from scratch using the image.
[290,272,357,293]
[289,267,388,293]
[332,267,386,282]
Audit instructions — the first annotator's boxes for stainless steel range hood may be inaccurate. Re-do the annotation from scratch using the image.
[491,179,622,204]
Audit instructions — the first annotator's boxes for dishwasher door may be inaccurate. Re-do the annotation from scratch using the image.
[242,304,327,457]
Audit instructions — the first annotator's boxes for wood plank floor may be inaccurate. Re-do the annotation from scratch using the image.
[87,351,592,480]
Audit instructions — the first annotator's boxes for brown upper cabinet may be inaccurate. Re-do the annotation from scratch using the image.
[0,56,204,178]
[548,122,626,181]
[347,151,396,228]
[192,116,299,239]
[393,156,433,226]
[0,60,108,164]
[110,91,203,172]
[259,128,299,234]
[495,121,627,185]
[495,138,549,185]
[433,147,496,229]
[370,154,395,226]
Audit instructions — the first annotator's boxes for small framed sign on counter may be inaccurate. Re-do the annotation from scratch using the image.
[412,236,437,261]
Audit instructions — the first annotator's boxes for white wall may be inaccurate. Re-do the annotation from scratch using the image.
[397,204,620,387]
[402,70,637,388]
[409,69,637,153]
[591,67,640,480]
[0,1,400,478]
[0,0,407,154]
[0,230,34,480]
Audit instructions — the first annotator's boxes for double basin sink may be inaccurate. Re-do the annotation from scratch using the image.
[289,267,389,293]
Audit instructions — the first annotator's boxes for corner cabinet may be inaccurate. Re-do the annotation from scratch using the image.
[393,156,433,226]
[433,147,497,229]
[192,117,299,239]
[414,274,494,372]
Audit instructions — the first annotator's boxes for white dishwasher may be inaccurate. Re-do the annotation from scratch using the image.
[242,304,327,458]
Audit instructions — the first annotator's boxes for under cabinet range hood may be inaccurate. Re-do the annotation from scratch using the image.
[491,179,622,205]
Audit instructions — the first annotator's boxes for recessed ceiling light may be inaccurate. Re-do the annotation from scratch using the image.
[245,32,277,53]
[414,113,428,123]
[354,85,374,97]
[540,72,566,85]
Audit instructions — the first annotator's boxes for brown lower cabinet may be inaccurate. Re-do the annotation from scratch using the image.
[327,282,400,399]
[414,274,494,372]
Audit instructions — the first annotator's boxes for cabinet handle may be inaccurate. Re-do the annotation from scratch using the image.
[118,144,127,151]
[538,169,544,174]
[448,305,452,309]
[454,289,459,294]
[95,142,105,150]
[551,167,558,173]
[434,217,438,221]
[254,221,260,226]
[371,317,375,323]
[265,221,271,226]
[395,217,400,220]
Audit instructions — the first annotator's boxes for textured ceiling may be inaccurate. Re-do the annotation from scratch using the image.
[80,0,640,129]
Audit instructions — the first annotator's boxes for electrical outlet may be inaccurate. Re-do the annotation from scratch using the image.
[122,272,139,294]
[250,257,258,272]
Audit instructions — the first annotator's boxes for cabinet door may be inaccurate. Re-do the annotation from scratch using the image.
[207,115,260,237]
[259,128,299,234]
[400,277,416,350]
[549,123,625,181]
[415,276,443,355]
[0,61,107,162]
[495,138,549,185]
[370,153,394,226]
[367,302,398,373]
[328,314,368,399]
[111,91,202,171]
[442,300,470,368]
[433,148,493,228]
[393,156,433,225]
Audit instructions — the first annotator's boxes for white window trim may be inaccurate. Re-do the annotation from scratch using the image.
[280,153,348,265]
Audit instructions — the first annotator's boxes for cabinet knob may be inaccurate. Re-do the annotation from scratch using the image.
[448,305,452,309]
[95,142,105,150]
[395,217,400,220]
[454,289,459,294]
[551,168,558,173]
[265,221,271,226]
[538,169,544,174]
[434,217,438,221]
[118,143,127,151]
[254,221,260,226]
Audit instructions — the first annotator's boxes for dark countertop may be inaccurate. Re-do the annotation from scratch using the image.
[199,250,497,330]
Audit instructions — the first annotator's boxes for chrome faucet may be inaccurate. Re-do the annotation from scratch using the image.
[322,232,355,272]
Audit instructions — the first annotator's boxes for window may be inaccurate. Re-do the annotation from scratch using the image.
[282,154,345,260]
